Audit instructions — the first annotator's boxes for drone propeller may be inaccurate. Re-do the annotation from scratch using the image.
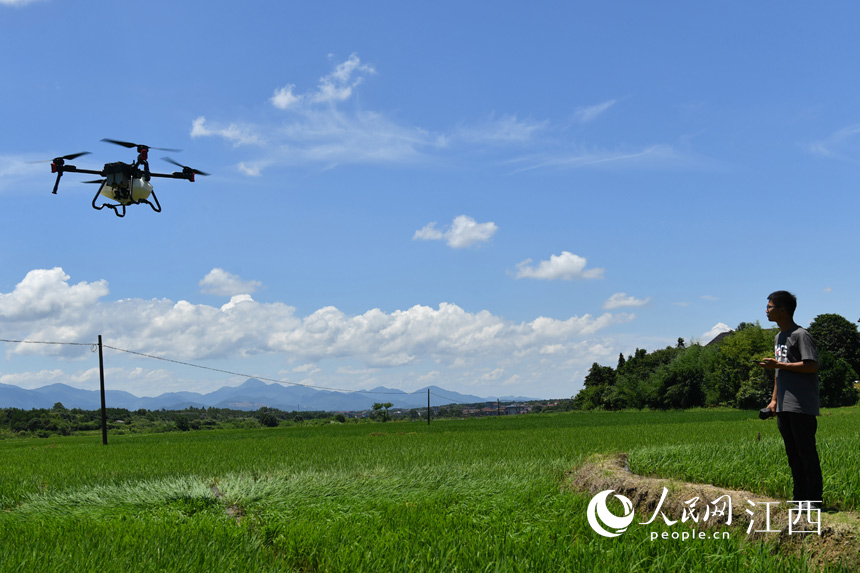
[102,138,181,153]
[29,151,91,164]
[162,156,209,177]
[56,151,92,161]
[82,179,106,184]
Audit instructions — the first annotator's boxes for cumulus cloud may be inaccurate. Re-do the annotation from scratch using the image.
[413,215,498,248]
[199,268,262,296]
[0,268,630,371]
[701,323,732,344]
[515,251,604,280]
[603,292,650,310]
[0,268,108,322]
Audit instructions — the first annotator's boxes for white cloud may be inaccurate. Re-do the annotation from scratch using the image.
[412,222,444,241]
[603,293,650,310]
[515,251,604,281]
[190,117,262,146]
[0,268,108,322]
[199,268,262,296]
[481,368,505,381]
[0,0,44,5]
[573,99,616,123]
[454,114,548,144]
[237,161,264,176]
[807,123,860,160]
[190,54,712,178]
[413,215,498,248]
[1,268,629,373]
[508,143,714,174]
[271,85,300,110]
[0,154,46,193]
[701,323,732,344]
[271,53,376,110]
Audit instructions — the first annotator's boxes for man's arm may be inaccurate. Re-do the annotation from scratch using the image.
[767,375,777,412]
[760,358,819,374]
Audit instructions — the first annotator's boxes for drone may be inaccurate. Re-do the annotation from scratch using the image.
[45,138,209,217]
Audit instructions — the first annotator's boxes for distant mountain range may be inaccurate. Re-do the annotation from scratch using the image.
[0,378,538,412]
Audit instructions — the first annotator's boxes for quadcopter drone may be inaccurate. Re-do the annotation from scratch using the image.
[46,138,208,217]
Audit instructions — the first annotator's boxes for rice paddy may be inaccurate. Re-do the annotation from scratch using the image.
[1,407,858,572]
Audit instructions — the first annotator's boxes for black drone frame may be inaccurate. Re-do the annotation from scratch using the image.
[49,139,207,217]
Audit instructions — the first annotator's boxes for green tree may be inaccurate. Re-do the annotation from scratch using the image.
[572,363,616,409]
[620,346,681,409]
[808,313,860,375]
[650,345,707,409]
[702,325,775,407]
[817,351,859,408]
[175,416,190,431]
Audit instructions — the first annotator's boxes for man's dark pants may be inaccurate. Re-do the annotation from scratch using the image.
[776,412,822,502]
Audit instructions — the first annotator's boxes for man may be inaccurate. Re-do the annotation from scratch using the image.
[759,290,822,505]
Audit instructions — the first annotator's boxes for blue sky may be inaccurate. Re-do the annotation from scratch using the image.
[1,1,858,400]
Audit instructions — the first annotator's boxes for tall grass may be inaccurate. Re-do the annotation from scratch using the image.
[629,407,860,509]
[1,407,856,571]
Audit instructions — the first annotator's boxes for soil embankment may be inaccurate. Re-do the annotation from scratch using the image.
[567,453,860,570]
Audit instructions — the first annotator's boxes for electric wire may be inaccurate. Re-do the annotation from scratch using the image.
[101,344,407,396]
[0,338,94,347]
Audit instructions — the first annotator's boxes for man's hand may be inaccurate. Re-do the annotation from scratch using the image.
[759,358,819,374]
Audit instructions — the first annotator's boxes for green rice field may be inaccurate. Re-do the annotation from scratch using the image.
[1,406,858,572]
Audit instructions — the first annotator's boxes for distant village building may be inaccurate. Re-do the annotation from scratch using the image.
[505,404,529,415]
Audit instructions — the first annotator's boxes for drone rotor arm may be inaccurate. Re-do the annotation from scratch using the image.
[48,163,101,194]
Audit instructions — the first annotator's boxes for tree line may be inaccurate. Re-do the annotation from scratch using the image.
[571,313,860,411]
[0,405,337,439]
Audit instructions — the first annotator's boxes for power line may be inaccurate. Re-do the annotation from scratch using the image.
[0,338,94,347]
[429,390,469,403]
[101,344,408,396]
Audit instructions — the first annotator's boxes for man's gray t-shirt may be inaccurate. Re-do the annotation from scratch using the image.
[774,326,820,416]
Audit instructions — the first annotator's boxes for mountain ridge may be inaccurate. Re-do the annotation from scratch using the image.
[0,379,540,412]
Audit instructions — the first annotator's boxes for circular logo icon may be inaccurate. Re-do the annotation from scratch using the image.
[587,489,635,537]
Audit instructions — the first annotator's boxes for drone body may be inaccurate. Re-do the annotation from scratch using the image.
[98,162,155,206]
[47,139,208,217]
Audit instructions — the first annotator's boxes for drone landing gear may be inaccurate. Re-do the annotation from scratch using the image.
[91,186,162,218]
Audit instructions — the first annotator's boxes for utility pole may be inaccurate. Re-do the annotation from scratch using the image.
[98,335,108,445]
[427,388,430,426]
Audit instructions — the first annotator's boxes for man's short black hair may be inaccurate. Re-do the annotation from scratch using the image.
[768,290,797,316]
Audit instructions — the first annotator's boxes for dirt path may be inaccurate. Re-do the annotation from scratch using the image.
[566,453,860,570]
